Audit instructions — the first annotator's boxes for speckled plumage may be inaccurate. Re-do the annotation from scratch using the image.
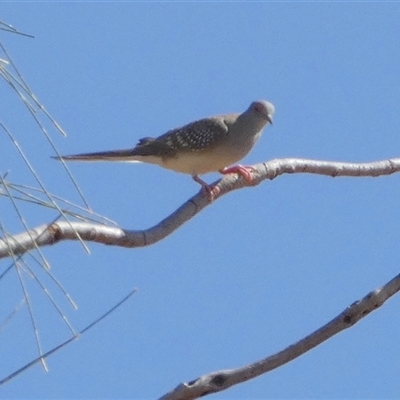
[57,100,275,197]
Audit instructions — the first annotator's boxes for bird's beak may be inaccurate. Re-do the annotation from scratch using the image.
[267,115,273,125]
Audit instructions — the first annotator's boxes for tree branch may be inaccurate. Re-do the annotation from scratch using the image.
[158,272,400,400]
[1,157,400,258]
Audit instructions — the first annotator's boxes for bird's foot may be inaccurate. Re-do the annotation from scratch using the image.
[219,165,256,182]
[192,175,220,202]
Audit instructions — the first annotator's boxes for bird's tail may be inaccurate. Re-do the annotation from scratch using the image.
[53,149,141,162]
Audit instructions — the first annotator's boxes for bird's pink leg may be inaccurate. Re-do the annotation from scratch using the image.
[219,165,256,182]
[192,175,220,202]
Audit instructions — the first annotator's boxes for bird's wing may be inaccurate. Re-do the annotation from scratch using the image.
[155,116,234,152]
[55,115,237,162]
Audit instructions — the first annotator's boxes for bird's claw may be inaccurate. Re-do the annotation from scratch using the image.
[192,175,220,202]
[219,165,256,182]
[202,184,220,202]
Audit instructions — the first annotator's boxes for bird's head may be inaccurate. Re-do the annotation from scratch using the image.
[249,100,275,125]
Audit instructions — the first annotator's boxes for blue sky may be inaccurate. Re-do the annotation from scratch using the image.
[1,2,400,399]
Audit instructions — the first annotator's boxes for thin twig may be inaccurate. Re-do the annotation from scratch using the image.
[0,287,138,386]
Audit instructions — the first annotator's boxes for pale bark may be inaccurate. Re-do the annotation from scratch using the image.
[1,157,399,258]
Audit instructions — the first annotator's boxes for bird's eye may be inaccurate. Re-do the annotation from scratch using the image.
[254,103,263,113]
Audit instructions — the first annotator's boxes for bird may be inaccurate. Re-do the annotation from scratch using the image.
[55,100,275,200]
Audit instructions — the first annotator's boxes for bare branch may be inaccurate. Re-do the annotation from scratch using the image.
[1,157,399,259]
[159,272,400,400]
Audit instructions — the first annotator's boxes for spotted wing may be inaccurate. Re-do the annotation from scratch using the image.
[155,117,231,152]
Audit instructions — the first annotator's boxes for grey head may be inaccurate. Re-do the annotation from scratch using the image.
[245,100,275,125]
